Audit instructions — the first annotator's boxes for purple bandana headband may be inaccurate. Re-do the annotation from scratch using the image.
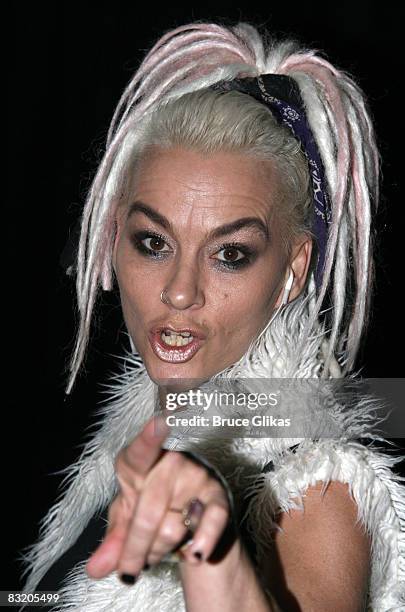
[209,74,332,296]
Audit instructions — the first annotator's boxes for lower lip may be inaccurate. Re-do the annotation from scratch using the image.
[149,330,204,363]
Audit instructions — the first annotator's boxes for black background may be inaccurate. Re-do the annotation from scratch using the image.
[6,1,403,593]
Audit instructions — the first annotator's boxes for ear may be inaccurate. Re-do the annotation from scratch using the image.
[274,236,313,308]
[288,236,313,302]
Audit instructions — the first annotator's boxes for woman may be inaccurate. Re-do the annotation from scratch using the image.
[19,20,405,611]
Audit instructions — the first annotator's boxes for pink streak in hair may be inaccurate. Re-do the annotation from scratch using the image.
[347,123,369,354]
[136,42,253,98]
[106,26,257,151]
[139,30,254,77]
[140,23,253,67]
[112,32,256,137]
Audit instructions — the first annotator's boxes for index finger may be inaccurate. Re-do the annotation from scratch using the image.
[123,414,170,477]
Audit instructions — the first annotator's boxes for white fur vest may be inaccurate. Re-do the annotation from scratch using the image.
[20,296,405,611]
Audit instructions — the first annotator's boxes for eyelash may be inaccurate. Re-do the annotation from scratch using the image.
[130,230,254,270]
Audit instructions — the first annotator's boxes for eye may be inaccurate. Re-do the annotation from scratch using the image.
[215,246,246,263]
[130,231,172,258]
[142,234,170,253]
[212,243,253,270]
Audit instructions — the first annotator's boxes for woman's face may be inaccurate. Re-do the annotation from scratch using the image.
[113,146,311,386]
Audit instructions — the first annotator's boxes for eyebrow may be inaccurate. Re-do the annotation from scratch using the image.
[126,201,270,241]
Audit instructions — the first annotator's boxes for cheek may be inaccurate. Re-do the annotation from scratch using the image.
[115,250,149,321]
[221,264,278,305]
[213,274,276,339]
[120,277,149,318]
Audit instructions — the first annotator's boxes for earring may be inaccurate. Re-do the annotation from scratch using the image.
[129,335,136,353]
[281,270,294,306]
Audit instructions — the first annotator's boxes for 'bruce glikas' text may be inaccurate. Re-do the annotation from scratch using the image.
[165,415,291,427]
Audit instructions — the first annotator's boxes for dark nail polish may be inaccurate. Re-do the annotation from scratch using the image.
[193,551,203,560]
[120,573,137,585]
[143,563,150,570]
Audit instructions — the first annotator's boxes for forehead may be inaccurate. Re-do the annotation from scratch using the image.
[128,146,281,223]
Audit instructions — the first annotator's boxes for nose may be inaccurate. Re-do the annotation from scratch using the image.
[161,259,205,310]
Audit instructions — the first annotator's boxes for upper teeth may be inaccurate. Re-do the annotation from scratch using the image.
[161,330,194,347]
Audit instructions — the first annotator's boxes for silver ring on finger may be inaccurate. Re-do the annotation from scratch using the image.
[182,497,205,530]
[168,497,205,531]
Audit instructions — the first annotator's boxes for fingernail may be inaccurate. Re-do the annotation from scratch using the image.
[143,563,150,571]
[120,573,137,585]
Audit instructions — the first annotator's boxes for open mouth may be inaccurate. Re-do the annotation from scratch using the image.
[148,329,205,363]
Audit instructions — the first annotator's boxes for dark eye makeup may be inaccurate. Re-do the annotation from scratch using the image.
[129,229,257,271]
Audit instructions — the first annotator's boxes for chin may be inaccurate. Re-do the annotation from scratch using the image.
[146,360,207,387]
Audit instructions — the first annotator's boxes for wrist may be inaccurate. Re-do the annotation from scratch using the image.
[179,536,269,611]
[179,532,245,578]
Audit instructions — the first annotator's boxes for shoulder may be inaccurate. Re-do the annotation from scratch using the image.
[245,438,405,610]
[261,478,370,611]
